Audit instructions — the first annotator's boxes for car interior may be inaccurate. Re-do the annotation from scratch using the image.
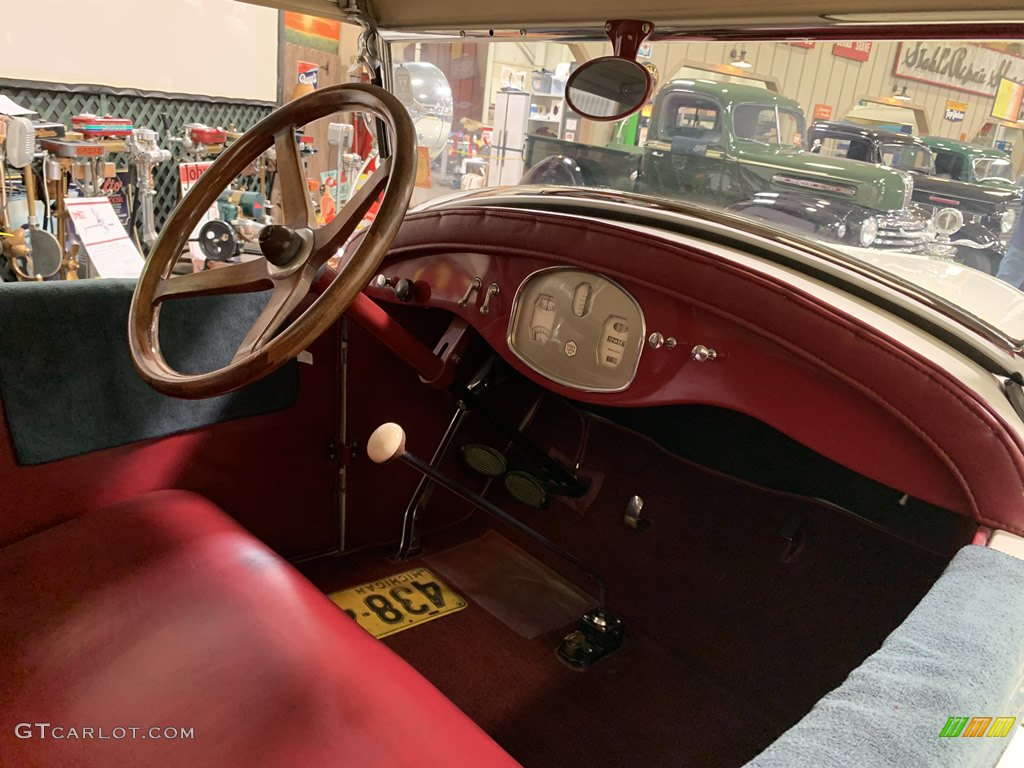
[3,4,1024,768]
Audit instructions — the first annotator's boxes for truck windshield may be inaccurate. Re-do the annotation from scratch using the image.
[973,157,1015,182]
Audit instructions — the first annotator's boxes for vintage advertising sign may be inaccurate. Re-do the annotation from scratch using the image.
[179,162,218,240]
[894,42,1024,97]
[297,61,319,90]
[833,42,872,62]
[812,104,834,120]
[944,100,968,122]
[283,12,341,55]
[992,78,1024,122]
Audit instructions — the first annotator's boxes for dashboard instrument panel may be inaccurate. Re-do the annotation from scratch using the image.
[507,267,645,392]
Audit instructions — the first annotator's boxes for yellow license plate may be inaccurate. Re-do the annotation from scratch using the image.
[329,567,467,639]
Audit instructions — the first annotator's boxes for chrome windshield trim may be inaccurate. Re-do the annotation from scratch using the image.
[414,186,1024,358]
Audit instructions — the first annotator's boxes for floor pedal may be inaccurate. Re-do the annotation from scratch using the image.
[504,470,549,509]
[462,444,508,477]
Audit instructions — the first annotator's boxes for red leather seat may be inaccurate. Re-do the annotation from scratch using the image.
[0,490,519,767]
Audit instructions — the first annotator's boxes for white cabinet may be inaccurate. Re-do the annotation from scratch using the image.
[489,89,530,186]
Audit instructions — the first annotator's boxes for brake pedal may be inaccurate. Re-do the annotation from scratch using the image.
[462,444,507,477]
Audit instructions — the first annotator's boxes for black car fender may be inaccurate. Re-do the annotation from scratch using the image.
[726,192,874,245]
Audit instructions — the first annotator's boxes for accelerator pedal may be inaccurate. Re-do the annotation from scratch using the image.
[504,470,548,509]
[462,443,507,477]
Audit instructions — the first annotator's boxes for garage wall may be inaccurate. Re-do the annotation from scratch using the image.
[0,0,278,102]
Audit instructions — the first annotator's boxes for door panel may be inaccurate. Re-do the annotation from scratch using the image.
[0,282,342,557]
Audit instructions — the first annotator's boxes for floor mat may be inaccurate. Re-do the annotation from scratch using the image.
[327,566,466,639]
[424,530,596,639]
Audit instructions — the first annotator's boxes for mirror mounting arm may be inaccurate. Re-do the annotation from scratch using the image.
[605,19,655,61]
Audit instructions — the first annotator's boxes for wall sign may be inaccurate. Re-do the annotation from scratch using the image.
[812,104,834,120]
[297,61,320,90]
[944,100,968,122]
[786,42,816,49]
[833,42,872,63]
[894,42,1024,97]
[992,78,1024,122]
[283,12,341,55]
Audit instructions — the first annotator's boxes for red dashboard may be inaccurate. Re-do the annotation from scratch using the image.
[354,205,1024,536]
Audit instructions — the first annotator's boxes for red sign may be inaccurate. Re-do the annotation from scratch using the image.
[787,41,816,49]
[812,104,834,120]
[833,42,873,62]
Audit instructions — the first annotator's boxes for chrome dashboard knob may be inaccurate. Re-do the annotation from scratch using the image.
[691,345,717,362]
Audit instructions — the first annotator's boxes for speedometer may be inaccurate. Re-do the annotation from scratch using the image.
[508,268,645,393]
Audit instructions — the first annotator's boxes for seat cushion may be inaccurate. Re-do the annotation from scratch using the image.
[0,490,520,767]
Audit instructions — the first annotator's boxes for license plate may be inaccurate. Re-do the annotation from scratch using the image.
[328,567,467,639]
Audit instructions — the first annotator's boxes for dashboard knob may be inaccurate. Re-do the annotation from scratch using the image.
[394,278,415,302]
[691,345,718,362]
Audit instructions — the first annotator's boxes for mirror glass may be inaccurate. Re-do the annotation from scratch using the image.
[565,58,651,121]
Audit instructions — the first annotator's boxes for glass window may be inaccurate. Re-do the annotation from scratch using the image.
[973,157,1014,182]
[734,105,804,148]
[879,144,933,172]
[660,96,720,141]
[815,136,874,163]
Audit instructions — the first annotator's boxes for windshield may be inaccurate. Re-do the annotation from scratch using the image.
[973,156,1015,182]
[398,37,1024,336]
[880,144,933,173]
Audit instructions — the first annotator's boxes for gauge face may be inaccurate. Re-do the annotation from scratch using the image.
[508,268,645,393]
[572,282,592,318]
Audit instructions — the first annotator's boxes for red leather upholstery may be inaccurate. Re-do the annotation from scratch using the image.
[0,490,519,768]
[357,207,1024,535]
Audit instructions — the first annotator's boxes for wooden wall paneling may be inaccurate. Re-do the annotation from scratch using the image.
[279,26,351,217]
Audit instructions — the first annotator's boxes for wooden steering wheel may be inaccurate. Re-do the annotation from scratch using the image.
[129,84,416,399]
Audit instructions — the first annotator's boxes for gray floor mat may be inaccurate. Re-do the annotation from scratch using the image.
[424,530,596,638]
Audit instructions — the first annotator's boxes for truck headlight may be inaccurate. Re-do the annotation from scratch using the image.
[859,217,878,247]
[998,207,1016,235]
[932,207,964,238]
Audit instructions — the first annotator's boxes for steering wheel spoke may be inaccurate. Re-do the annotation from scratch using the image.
[274,126,317,229]
[231,267,317,362]
[154,258,272,304]
[311,156,393,266]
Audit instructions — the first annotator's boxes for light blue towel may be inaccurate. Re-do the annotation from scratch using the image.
[746,545,1024,768]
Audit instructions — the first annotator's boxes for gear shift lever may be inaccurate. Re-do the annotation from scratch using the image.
[368,422,608,607]
[368,422,626,668]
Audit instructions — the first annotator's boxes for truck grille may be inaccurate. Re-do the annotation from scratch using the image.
[873,209,933,253]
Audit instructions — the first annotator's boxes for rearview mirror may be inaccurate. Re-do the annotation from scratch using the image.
[565,57,652,122]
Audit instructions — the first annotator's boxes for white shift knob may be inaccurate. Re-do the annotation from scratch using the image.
[367,423,407,464]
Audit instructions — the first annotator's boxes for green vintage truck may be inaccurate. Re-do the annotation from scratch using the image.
[920,136,1020,191]
[524,79,933,252]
